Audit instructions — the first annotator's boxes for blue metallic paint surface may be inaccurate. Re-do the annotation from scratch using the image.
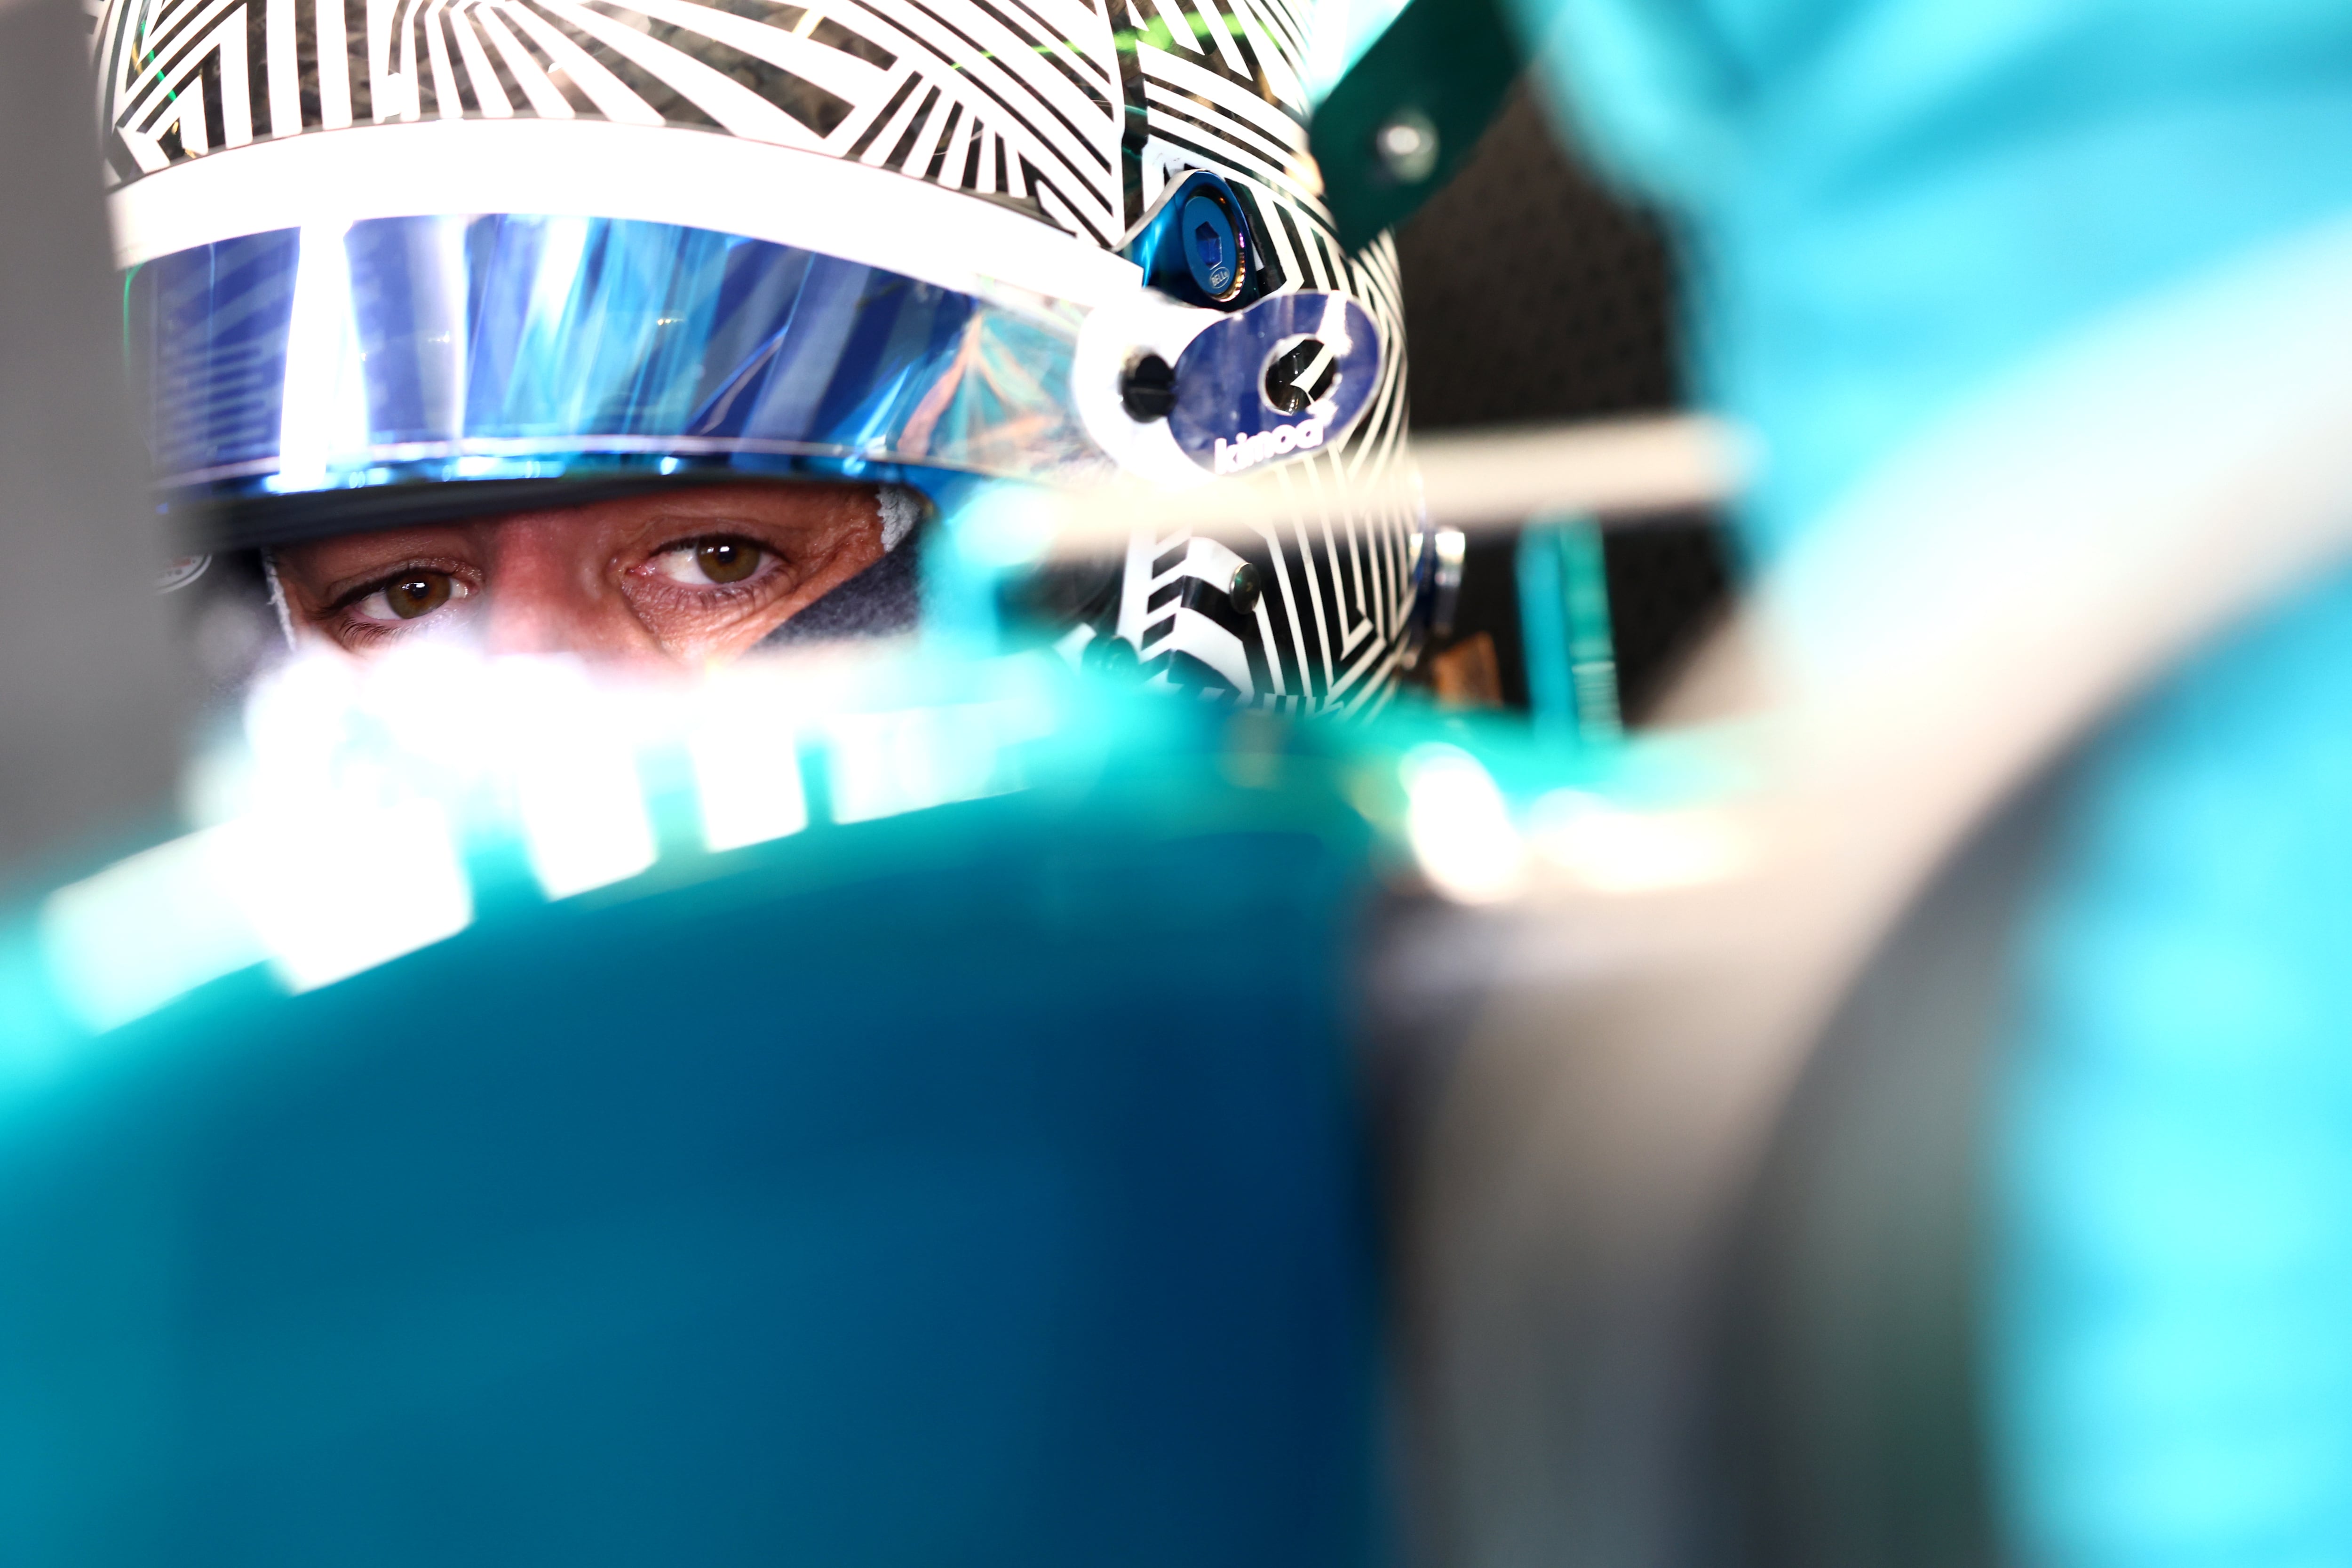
[0,705,1387,1568]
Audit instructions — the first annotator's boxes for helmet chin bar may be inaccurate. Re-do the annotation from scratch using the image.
[1073,288,1386,492]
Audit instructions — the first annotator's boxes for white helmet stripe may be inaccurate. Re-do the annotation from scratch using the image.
[108,117,1144,307]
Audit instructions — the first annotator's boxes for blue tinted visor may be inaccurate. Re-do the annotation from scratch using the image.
[127,214,1108,544]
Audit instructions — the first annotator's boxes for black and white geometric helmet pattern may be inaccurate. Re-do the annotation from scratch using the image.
[92,0,1425,715]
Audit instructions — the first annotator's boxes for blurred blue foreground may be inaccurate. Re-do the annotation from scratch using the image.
[0,659,1400,1568]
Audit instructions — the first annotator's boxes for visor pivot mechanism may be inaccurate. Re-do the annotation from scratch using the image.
[1120,353,1178,422]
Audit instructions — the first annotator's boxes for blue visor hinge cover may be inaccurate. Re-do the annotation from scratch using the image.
[1118,170,1286,310]
[1167,291,1383,476]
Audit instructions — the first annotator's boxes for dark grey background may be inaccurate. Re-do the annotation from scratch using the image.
[0,0,184,885]
[1392,81,1734,722]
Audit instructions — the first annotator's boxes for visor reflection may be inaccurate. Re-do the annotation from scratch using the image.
[129,214,1101,501]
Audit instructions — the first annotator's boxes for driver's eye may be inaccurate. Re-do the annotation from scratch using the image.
[383,571,453,619]
[653,537,767,586]
[347,569,464,624]
[696,540,761,584]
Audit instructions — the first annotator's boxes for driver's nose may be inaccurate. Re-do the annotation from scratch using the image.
[477,513,659,661]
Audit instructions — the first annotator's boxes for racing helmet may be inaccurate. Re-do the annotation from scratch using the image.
[96,0,1423,712]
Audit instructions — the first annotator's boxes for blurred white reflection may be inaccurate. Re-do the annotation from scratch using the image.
[230,797,473,992]
[40,827,264,1034]
[827,700,1038,824]
[691,686,809,852]
[499,659,659,900]
[43,637,1113,1030]
[1524,791,1751,893]
[40,793,473,1029]
[1402,744,1527,903]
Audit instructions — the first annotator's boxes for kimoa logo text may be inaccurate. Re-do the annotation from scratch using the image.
[1212,415,1326,475]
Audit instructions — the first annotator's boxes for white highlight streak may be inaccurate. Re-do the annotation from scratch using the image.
[692,719,809,852]
[108,117,1144,310]
[1401,744,1526,904]
[503,661,659,900]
